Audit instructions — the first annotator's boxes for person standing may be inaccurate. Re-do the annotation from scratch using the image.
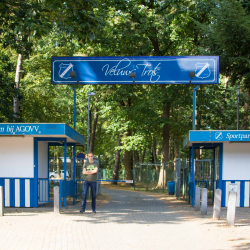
[80,152,99,214]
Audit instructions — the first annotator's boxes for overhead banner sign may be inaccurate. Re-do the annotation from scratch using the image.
[51,56,219,85]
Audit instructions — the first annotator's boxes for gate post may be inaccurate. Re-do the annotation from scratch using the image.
[227,191,237,226]
[201,188,208,215]
[195,186,201,211]
[54,186,60,214]
[175,158,181,199]
[213,189,222,219]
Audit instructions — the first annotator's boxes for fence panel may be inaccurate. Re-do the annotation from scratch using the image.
[38,179,49,202]
[133,161,180,192]
[195,159,213,200]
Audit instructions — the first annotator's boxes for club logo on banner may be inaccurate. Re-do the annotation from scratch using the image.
[215,132,223,140]
[59,63,74,79]
[195,62,211,79]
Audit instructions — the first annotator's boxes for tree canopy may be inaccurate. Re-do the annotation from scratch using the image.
[0,0,249,180]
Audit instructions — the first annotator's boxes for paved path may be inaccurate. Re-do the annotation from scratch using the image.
[0,188,249,250]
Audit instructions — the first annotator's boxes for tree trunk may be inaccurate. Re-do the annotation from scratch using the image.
[13,54,23,121]
[124,149,133,181]
[161,104,171,163]
[140,148,146,163]
[53,151,56,171]
[133,150,138,166]
[152,137,158,163]
[174,136,179,160]
[124,96,133,184]
[220,76,229,129]
[124,129,133,183]
[152,137,160,178]
[89,107,98,153]
[157,88,171,188]
[112,134,121,185]
[243,91,249,130]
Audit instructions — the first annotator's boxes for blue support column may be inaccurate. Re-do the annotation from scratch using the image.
[193,85,199,130]
[47,144,50,200]
[64,139,67,207]
[47,144,50,179]
[70,86,76,130]
[219,143,224,207]
[73,144,76,205]
[219,143,223,190]
[33,137,38,207]
[192,144,195,206]
[213,148,216,200]
[188,147,191,204]
[73,145,76,181]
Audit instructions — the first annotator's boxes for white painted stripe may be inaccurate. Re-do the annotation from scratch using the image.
[45,180,48,201]
[244,182,250,207]
[25,179,30,207]
[4,179,10,207]
[225,181,230,207]
[236,181,241,207]
[40,180,49,202]
[15,179,20,207]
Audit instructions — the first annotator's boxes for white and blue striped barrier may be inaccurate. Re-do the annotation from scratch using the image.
[0,178,34,207]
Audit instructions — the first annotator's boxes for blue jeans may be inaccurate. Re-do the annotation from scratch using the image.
[81,181,97,212]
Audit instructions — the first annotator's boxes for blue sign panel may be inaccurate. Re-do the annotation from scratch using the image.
[0,123,85,146]
[184,130,250,148]
[51,56,219,85]
[191,131,250,142]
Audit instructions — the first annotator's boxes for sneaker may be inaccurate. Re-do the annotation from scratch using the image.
[80,209,85,213]
[92,211,96,214]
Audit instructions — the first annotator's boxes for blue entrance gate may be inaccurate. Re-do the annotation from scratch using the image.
[38,179,75,206]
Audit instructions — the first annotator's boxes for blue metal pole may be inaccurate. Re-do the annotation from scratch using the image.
[73,145,76,181]
[70,87,76,130]
[33,137,38,207]
[87,95,90,153]
[219,143,223,190]
[73,144,76,205]
[188,147,191,204]
[64,139,67,207]
[192,144,195,206]
[213,148,216,200]
[193,85,199,130]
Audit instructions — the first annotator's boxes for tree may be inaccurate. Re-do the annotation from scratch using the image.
[0,0,100,121]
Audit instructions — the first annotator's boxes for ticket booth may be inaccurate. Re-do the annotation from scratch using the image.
[184,130,250,207]
[0,123,84,208]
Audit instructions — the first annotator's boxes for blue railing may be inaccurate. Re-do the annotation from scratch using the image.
[38,179,75,207]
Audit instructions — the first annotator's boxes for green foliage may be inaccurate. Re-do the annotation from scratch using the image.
[0,0,250,170]
[198,0,250,84]
[0,0,52,56]
[0,46,17,122]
